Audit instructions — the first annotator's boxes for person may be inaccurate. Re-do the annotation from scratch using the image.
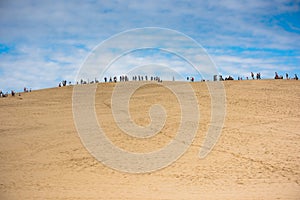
[11,90,15,96]
[226,76,234,80]
[219,75,224,81]
[286,73,289,79]
[275,72,283,79]
[251,72,254,79]
[104,77,107,82]
[62,80,67,86]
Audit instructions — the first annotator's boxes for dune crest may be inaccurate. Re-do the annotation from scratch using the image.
[0,80,299,199]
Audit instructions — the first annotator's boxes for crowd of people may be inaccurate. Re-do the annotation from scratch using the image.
[103,75,162,83]
[275,72,298,80]
[56,75,164,88]
[218,72,298,81]
[58,72,299,87]
[1,72,299,98]
[187,77,195,82]
[0,87,31,98]
[273,72,298,80]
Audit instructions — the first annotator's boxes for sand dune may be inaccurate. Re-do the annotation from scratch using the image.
[0,80,299,199]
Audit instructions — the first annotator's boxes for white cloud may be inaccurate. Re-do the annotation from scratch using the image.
[0,0,299,91]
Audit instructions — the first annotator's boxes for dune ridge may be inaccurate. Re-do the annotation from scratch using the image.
[0,80,299,199]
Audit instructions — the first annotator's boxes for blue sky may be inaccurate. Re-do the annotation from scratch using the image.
[0,0,299,91]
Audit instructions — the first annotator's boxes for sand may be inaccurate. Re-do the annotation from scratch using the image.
[0,80,299,199]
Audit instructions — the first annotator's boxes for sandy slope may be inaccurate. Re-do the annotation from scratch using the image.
[0,80,299,199]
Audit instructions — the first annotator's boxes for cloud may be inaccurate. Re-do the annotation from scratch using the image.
[0,0,299,91]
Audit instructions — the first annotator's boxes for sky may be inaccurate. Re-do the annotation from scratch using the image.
[0,0,300,92]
